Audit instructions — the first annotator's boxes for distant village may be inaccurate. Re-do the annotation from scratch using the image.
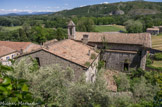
[1,21,160,83]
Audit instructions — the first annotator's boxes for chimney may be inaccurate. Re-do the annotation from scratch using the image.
[94,45,97,50]
[20,49,23,54]
[88,50,91,56]
[82,34,89,44]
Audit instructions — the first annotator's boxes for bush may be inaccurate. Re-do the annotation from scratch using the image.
[146,57,152,66]
[114,73,130,91]
[9,58,111,107]
[154,53,162,60]
[91,53,96,59]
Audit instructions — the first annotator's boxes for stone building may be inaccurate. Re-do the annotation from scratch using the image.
[159,26,162,33]
[17,39,99,82]
[0,41,41,54]
[146,27,159,35]
[68,21,152,71]
[0,46,19,66]
[0,41,41,66]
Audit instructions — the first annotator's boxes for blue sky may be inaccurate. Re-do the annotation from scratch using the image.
[0,0,161,14]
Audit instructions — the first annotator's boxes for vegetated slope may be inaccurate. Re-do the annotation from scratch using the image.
[53,1,162,17]
[152,34,162,51]
[94,25,126,32]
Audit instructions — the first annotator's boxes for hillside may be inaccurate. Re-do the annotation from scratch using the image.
[94,25,126,32]
[53,1,162,17]
[152,34,162,51]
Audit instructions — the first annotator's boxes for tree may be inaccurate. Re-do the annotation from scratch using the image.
[30,26,47,44]
[124,20,143,33]
[56,28,67,40]
[77,17,95,32]
[9,58,110,107]
[19,29,28,42]
[0,63,37,106]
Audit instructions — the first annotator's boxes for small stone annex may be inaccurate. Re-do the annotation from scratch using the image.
[17,39,99,82]
[68,20,152,71]
[146,27,159,35]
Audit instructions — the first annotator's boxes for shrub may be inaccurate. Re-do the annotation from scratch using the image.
[84,62,91,67]
[132,76,160,102]
[9,58,111,107]
[146,57,152,66]
[0,63,37,106]
[91,53,96,59]
[114,73,130,91]
[97,60,105,70]
[154,53,162,60]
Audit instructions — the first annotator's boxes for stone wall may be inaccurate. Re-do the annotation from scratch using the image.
[17,49,99,81]
[17,50,86,79]
[86,55,99,82]
[146,30,159,35]
[88,42,142,51]
[102,51,141,71]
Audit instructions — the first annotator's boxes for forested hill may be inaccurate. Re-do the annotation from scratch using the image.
[53,1,162,17]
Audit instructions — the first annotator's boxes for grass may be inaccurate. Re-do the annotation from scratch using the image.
[152,33,162,51]
[151,60,162,67]
[94,25,126,32]
[2,26,22,31]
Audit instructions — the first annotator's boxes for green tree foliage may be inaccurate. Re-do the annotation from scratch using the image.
[56,28,67,40]
[0,63,37,106]
[124,20,143,33]
[114,73,130,91]
[77,17,95,32]
[9,57,110,107]
[30,26,47,44]
[154,53,162,60]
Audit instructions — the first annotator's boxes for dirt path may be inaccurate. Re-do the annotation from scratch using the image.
[104,69,118,92]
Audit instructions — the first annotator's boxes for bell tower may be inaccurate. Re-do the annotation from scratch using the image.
[68,20,76,39]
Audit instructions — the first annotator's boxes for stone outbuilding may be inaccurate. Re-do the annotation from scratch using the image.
[146,27,159,35]
[16,39,99,82]
[68,21,152,71]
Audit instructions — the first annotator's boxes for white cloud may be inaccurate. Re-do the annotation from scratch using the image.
[101,2,109,4]
[80,5,86,7]
[0,8,56,14]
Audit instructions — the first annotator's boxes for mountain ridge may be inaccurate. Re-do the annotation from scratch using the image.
[53,1,162,17]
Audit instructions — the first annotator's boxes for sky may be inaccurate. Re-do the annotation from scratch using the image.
[0,0,161,14]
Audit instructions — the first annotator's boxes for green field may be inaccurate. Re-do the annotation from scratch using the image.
[152,34,162,51]
[94,25,126,32]
[151,60,162,67]
[2,26,22,31]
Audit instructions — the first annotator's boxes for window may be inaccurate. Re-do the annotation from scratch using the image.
[12,54,15,58]
[35,57,40,66]
[124,63,129,71]
[70,28,72,35]
[6,56,10,60]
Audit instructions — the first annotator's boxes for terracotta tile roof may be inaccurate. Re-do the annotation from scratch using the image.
[0,41,31,51]
[68,20,75,26]
[75,32,152,48]
[47,39,99,67]
[24,43,41,53]
[0,41,41,53]
[0,46,16,57]
[43,39,58,46]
